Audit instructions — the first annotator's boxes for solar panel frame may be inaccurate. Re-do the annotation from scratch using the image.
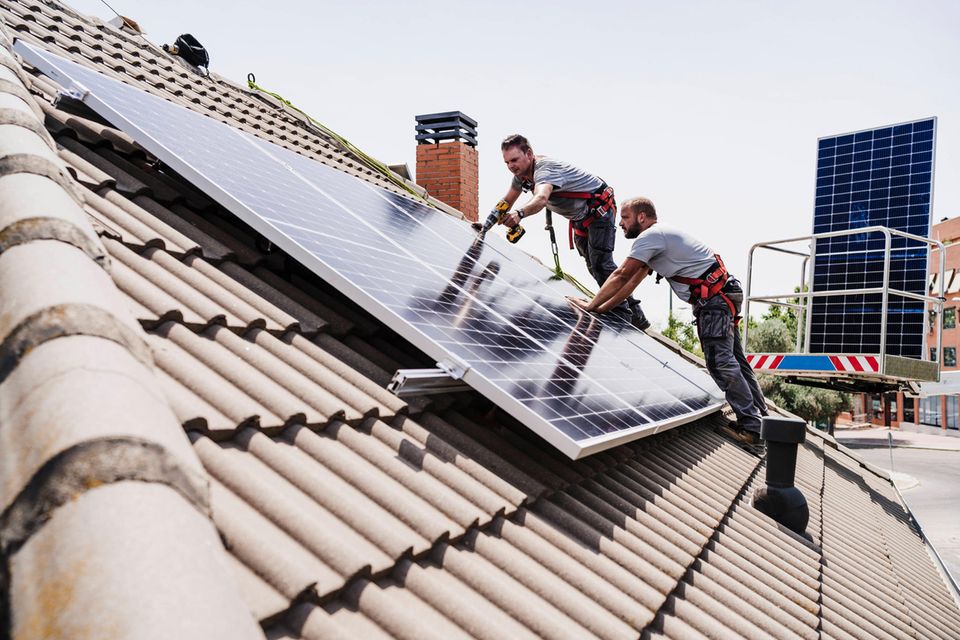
[808,117,937,361]
[17,40,724,458]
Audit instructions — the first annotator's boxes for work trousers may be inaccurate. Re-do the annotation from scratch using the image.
[572,212,644,320]
[696,279,767,432]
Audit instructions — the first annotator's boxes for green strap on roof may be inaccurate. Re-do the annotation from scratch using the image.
[245,73,428,203]
[545,210,594,296]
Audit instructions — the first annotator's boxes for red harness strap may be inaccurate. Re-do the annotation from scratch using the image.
[669,254,740,324]
[553,184,616,248]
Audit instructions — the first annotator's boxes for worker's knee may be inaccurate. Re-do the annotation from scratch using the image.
[703,339,740,375]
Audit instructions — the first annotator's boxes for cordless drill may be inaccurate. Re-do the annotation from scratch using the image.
[473,199,525,243]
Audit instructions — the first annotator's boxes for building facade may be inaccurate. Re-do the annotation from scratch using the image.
[860,216,960,429]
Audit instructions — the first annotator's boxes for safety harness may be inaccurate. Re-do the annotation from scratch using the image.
[668,254,740,325]
[522,180,616,249]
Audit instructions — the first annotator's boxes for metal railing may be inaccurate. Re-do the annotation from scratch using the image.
[742,226,945,376]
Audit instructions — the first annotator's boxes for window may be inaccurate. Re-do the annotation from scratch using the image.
[945,307,957,329]
[947,396,959,430]
[920,396,942,427]
[903,399,915,424]
[945,347,957,367]
[931,347,938,362]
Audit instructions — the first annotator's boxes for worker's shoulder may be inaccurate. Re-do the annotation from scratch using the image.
[637,224,699,249]
[533,156,599,185]
[533,155,563,169]
[652,223,702,240]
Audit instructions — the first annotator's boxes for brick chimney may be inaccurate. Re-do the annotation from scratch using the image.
[415,111,478,221]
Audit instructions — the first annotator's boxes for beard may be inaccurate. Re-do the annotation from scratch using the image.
[623,222,642,239]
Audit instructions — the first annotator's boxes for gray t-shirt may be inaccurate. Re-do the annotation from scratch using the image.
[628,224,719,300]
[511,156,604,221]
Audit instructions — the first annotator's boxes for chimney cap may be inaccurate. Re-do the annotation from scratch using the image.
[415,111,478,146]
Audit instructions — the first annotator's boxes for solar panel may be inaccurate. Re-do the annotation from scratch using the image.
[17,40,723,458]
[810,118,936,360]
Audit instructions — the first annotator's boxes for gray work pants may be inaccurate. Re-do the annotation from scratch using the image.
[696,279,767,432]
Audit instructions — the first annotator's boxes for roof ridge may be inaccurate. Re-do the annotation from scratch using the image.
[0,20,264,638]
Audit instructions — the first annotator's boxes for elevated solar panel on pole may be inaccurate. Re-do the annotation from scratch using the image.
[16,40,723,458]
[810,119,936,360]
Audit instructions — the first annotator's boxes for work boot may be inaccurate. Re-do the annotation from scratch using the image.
[629,300,651,331]
[717,421,765,455]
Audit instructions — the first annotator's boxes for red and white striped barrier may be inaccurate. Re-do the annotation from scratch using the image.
[747,354,784,370]
[826,355,880,373]
[746,353,881,374]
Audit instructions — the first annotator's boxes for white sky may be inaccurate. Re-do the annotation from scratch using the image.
[67,0,960,328]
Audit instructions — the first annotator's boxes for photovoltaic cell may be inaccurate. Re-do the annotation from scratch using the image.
[17,41,722,458]
[810,119,936,360]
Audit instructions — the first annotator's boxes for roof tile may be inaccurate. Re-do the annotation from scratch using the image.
[106,238,238,328]
[0,239,139,339]
[9,482,262,640]
[0,335,203,507]
[4,3,960,638]
[146,326,283,430]
[207,476,343,601]
[392,557,542,640]
[227,552,290,621]
[193,432,391,582]
[0,171,101,251]
[83,187,168,249]
[57,137,114,190]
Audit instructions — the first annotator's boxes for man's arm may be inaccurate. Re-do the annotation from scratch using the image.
[569,257,650,313]
[502,183,553,227]
[501,184,522,208]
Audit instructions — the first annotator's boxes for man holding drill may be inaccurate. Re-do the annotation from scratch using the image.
[493,134,649,331]
[568,196,768,445]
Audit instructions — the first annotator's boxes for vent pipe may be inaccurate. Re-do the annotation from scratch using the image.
[753,416,809,535]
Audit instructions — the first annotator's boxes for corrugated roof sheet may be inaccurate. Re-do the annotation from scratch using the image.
[1,1,958,638]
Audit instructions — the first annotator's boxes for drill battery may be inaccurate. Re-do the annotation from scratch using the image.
[477,200,525,243]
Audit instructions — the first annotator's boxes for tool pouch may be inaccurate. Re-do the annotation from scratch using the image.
[696,308,731,340]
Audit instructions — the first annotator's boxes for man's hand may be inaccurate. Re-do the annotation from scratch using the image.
[501,211,522,228]
[566,296,593,312]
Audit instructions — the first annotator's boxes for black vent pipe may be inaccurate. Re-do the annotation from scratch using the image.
[752,416,809,535]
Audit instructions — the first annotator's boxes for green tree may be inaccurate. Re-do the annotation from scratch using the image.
[749,304,851,427]
[662,313,702,357]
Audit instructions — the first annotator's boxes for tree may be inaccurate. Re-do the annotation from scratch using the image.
[750,305,851,427]
[662,313,702,357]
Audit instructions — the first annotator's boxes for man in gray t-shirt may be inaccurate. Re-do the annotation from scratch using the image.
[569,197,768,447]
[495,134,648,330]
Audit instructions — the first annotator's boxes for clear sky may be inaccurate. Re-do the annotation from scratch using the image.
[67,0,960,328]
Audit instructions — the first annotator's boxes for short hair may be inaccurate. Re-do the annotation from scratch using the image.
[621,197,657,219]
[501,134,531,154]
